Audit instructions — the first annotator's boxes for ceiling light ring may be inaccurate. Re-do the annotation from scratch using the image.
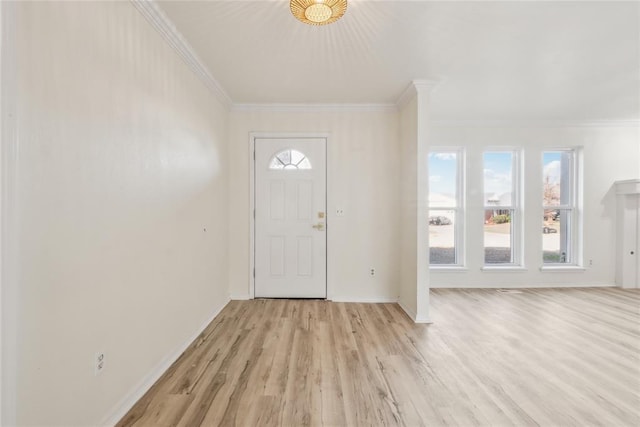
[290,0,347,26]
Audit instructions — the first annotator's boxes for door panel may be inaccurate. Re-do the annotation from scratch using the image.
[255,138,326,298]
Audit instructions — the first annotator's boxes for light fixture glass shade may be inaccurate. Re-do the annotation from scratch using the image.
[290,0,347,26]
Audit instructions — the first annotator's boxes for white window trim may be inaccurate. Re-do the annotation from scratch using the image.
[540,266,586,272]
[428,147,465,268]
[482,148,523,267]
[481,266,528,272]
[430,266,469,272]
[542,147,583,267]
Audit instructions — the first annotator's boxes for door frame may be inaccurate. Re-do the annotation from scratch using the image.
[249,132,330,299]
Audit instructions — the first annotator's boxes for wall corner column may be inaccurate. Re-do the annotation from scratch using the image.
[398,79,438,323]
[414,80,437,323]
[1,1,19,424]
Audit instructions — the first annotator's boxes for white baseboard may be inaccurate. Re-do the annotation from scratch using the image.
[99,298,230,426]
[330,296,399,303]
[231,294,399,303]
[414,314,432,324]
[398,300,432,324]
[398,300,416,321]
[430,283,617,289]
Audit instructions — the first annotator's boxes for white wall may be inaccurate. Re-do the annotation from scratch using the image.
[1,2,23,423]
[399,98,419,316]
[0,4,5,424]
[429,125,640,288]
[228,109,400,302]
[9,2,229,425]
[3,2,636,424]
[398,83,432,323]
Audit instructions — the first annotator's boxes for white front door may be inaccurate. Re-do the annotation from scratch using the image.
[254,138,327,298]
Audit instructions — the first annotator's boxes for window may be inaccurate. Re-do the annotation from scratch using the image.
[483,151,521,265]
[543,150,578,264]
[428,150,464,266]
[269,149,311,170]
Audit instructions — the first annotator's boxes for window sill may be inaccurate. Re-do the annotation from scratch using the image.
[430,266,468,272]
[540,266,585,272]
[481,266,527,272]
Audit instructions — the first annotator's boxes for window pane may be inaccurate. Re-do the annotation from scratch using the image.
[278,150,291,165]
[269,149,312,170]
[296,157,311,169]
[543,209,571,263]
[484,209,513,264]
[429,152,457,208]
[543,151,571,206]
[483,152,513,206]
[291,149,305,165]
[429,210,456,264]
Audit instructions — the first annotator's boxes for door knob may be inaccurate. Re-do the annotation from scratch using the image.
[312,222,325,231]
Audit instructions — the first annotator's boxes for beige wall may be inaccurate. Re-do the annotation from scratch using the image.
[11,2,229,425]
[228,109,401,302]
[397,85,432,323]
[398,97,419,317]
[429,125,640,288]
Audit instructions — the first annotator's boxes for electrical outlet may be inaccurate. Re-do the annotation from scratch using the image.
[95,352,105,376]
[589,259,593,267]
[370,268,375,276]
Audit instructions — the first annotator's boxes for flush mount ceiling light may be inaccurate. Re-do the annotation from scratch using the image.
[290,0,347,26]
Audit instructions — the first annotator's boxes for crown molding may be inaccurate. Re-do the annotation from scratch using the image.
[105,6,640,126]
[429,119,640,128]
[130,0,232,110]
[231,103,397,113]
[412,79,440,94]
[396,79,441,110]
[395,84,416,110]
[230,105,639,127]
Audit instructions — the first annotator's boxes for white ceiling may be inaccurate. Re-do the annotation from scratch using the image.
[157,0,640,121]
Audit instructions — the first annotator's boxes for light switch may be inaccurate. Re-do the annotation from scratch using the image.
[336,208,344,217]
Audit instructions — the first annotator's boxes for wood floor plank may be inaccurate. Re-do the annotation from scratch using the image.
[118,288,640,427]
[317,321,347,426]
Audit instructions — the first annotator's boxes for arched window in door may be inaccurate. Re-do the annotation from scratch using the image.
[269,149,312,170]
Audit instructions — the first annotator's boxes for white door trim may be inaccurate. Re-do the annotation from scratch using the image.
[249,132,330,300]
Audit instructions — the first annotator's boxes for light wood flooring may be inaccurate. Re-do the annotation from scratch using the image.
[118,288,640,426]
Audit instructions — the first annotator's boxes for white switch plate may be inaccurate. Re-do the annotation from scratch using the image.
[336,208,344,217]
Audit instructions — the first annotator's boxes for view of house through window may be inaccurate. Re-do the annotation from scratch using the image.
[429,148,577,268]
[483,151,519,264]
[428,151,462,265]
[543,150,575,264]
